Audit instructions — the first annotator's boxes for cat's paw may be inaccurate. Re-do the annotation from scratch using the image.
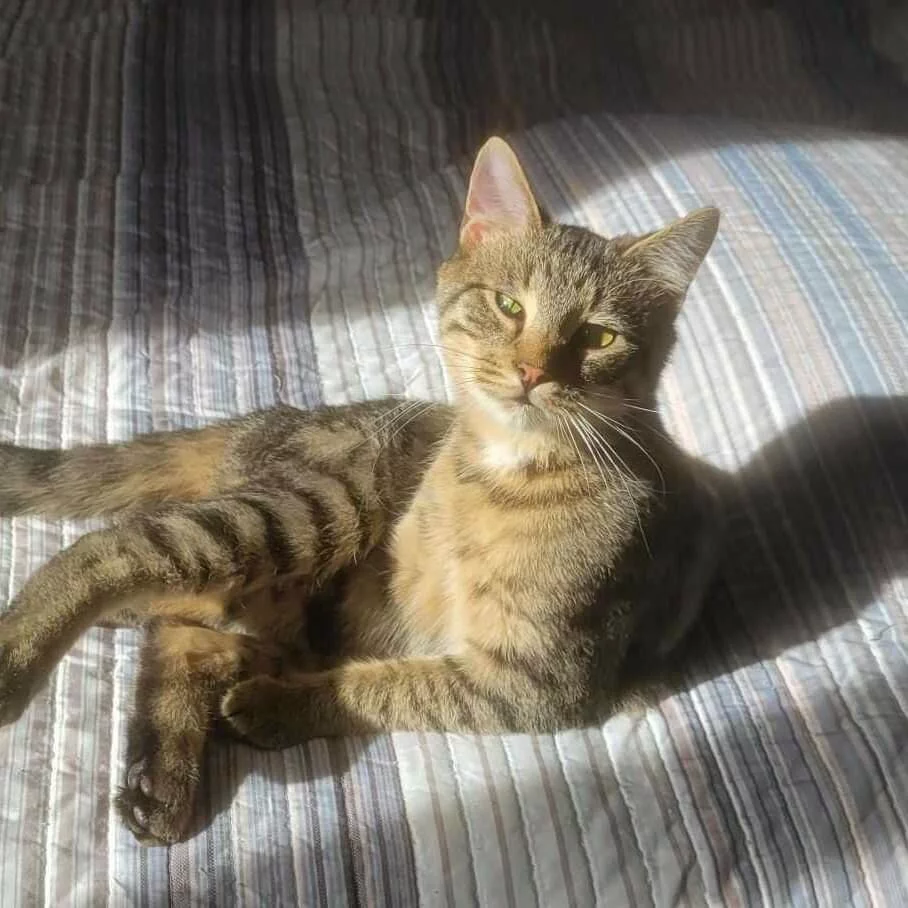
[221,678,300,750]
[115,756,196,846]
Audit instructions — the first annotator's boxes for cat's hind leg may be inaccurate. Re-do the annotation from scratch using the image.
[116,619,287,845]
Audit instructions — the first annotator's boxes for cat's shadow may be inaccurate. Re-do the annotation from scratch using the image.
[189,393,908,841]
[675,393,908,689]
[189,728,373,845]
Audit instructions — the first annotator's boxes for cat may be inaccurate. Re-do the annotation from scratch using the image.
[0,136,723,846]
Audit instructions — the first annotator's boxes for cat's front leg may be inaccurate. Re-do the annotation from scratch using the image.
[221,651,586,748]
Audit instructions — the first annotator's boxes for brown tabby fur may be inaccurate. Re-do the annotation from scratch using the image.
[0,138,723,845]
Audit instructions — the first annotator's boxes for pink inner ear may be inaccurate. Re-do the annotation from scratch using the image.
[460,218,492,247]
[460,138,540,247]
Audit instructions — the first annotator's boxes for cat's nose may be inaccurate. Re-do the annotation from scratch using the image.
[517,362,547,391]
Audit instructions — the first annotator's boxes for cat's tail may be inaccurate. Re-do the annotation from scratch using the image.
[0,425,233,519]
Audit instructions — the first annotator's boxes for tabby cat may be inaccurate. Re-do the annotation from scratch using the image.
[0,137,723,845]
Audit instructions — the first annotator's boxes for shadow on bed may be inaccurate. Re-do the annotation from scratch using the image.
[190,730,376,848]
[417,0,908,161]
[677,393,908,689]
[185,393,908,842]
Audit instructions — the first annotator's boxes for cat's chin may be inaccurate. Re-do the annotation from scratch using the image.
[466,386,560,437]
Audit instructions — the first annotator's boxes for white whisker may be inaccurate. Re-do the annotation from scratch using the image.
[560,415,593,493]
[358,399,427,452]
[372,342,498,369]
[576,401,667,495]
[369,401,436,477]
[621,411,676,445]
[572,412,651,556]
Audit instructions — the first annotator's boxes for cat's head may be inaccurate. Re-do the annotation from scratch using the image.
[437,137,718,440]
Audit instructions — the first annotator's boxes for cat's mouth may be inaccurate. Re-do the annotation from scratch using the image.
[469,384,544,429]
[509,385,628,424]
[488,384,565,422]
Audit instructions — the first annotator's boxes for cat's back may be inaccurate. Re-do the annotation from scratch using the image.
[222,398,453,488]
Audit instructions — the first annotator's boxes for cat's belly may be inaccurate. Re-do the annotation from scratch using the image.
[330,548,415,659]
[385,567,454,657]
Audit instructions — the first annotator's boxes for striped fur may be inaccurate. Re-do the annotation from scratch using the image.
[0,399,451,844]
[0,140,721,845]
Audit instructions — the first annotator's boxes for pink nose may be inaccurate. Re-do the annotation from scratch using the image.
[517,362,546,391]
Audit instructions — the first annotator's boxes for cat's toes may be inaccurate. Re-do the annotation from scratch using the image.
[115,758,195,846]
[221,678,299,750]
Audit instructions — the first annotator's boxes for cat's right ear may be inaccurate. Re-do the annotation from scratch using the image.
[460,137,542,249]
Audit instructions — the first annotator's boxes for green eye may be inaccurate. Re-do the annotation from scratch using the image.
[578,325,618,349]
[494,292,523,318]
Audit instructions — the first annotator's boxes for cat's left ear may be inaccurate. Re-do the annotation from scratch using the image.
[460,137,542,248]
[623,207,720,298]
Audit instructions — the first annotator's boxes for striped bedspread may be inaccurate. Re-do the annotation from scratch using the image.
[2,1,907,905]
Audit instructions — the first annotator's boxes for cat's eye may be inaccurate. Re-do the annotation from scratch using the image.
[494,292,523,318]
[577,325,618,349]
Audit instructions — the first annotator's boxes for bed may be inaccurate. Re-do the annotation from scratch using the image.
[2,0,907,904]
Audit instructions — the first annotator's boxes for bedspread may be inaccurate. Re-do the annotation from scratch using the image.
[1,1,907,905]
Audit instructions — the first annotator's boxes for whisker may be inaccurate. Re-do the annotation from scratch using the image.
[390,366,428,397]
[577,402,667,494]
[569,413,609,494]
[384,401,435,449]
[369,401,436,476]
[579,391,659,416]
[579,416,647,495]
[571,414,627,499]
[357,399,427,451]
[371,342,498,369]
[573,413,651,556]
[367,405,420,446]
[601,416,667,496]
[560,415,593,493]
[386,398,434,435]
[621,411,676,446]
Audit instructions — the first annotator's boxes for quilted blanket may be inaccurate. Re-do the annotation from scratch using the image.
[2,1,907,905]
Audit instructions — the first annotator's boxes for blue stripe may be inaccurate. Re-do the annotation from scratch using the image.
[714,139,888,395]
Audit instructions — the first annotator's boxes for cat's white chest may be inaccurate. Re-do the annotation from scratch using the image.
[481,440,534,472]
